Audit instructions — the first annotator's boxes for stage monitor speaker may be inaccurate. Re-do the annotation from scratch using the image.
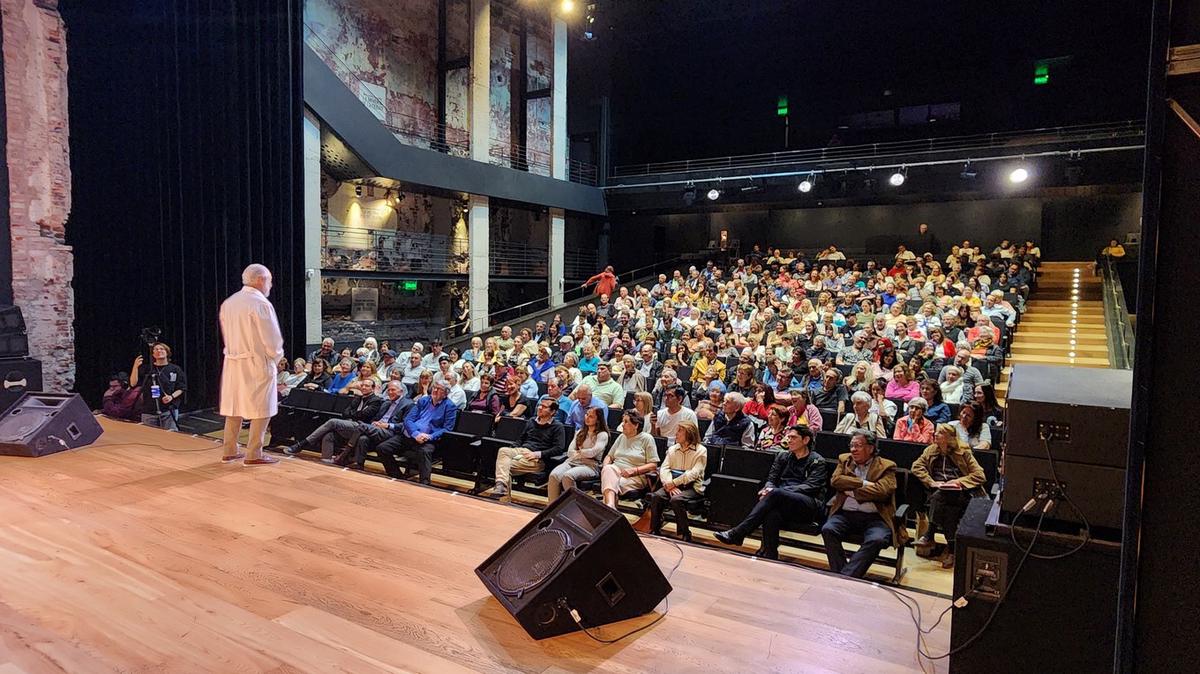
[476,488,672,640]
[950,499,1120,673]
[0,356,42,413]
[0,393,104,457]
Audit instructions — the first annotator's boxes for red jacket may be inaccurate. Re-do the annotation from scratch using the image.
[586,271,618,297]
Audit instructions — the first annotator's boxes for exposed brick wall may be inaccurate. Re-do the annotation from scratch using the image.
[2,0,74,391]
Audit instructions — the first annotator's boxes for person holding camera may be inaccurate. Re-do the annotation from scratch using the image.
[130,342,187,431]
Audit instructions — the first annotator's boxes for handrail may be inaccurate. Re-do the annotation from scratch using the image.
[1100,256,1136,369]
[439,254,691,337]
[612,120,1145,178]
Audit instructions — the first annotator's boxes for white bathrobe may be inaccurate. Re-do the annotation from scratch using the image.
[218,286,285,419]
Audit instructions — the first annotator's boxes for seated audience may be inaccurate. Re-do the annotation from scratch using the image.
[341,381,413,468]
[715,425,828,559]
[695,383,723,421]
[910,423,987,568]
[755,406,789,451]
[600,410,660,508]
[834,391,887,437]
[298,358,331,391]
[921,379,953,424]
[648,421,708,542]
[703,391,755,446]
[579,362,625,407]
[326,357,357,394]
[375,381,458,484]
[893,396,935,443]
[949,401,993,450]
[101,371,141,421]
[547,407,610,500]
[654,385,698,437]
[286,379,383,460]
[785,389,823,431]
[491,398,566,500]
[821,431,907,578]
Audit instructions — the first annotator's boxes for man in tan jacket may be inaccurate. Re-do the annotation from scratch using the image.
[821,430,907,578]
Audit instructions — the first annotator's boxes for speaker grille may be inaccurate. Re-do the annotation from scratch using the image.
[0,410,54,442]
[495,528,569,595]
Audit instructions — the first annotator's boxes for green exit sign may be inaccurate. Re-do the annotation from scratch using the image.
[1034,63,1049,85]
[400,281,418,291]
[777,95,788,117]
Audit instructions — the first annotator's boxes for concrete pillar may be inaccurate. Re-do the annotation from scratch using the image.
[469,195,490,332]
[551,17,568,180]
[470,0,491,163]
[302,108,324,346]
[548,208,565,306]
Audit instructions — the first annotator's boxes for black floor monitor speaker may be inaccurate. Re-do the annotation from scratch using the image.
[476,488,672,640]
[0,393,104,457]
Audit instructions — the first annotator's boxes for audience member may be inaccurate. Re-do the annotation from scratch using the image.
[822,431,906,578]
[600,410,659,508]
[648,421,708,542]
[910,423,987,568]
[375,381,457,484]
[547,406,610,500]
[492,398,566,500]
[715,425,828,559]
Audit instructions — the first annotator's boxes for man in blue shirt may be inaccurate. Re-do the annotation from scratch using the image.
[375,381,457,484]
[538,376,574,425]
[565,383,606,431]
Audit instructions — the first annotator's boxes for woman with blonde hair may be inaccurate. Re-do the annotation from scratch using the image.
[648,420,708,542]
[632,391,655,433]
[910,423,987,567]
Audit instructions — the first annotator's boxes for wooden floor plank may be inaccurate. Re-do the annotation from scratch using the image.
[0,419,948,673]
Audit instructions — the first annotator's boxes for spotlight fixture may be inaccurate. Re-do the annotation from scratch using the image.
[798,178,813,193]
[682,182,697,206]
[560,0,575,13]
[1009,166,1030,183]
[960,161,978,180]
[707,188,721,201]
[354,185,363,197]
[888,168,906,187]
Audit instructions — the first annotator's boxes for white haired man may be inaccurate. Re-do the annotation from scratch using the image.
[219,264,285,465]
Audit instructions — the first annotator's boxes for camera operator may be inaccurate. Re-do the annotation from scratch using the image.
[130,341,187,431]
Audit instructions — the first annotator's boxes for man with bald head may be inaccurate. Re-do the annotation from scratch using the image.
[219,264,285,465]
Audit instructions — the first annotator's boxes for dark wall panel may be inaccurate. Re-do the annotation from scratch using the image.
[607,193,1141,271]
[65,0,304,409]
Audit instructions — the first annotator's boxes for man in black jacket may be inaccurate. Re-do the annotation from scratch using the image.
[285,379,383,460]
[491,398,567,500]
[702,392,754,447]
[714,425,829,559]
[339,380,413,468]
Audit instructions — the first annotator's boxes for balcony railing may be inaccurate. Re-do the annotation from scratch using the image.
[612,121,1145,179]
[321,224,596,278]
[304,23,598,186]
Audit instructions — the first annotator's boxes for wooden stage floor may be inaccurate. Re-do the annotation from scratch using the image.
[0,419,949,673]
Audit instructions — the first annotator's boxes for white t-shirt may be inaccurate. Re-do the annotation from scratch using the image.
[656,406,698,438]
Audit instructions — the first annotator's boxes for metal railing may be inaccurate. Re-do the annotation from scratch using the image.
[1100,256,1136,369]
[612,121,1145,179]
[305,23,599,186]
[322,224,596,279]
[322,225,470,274]
[439,254,690,338]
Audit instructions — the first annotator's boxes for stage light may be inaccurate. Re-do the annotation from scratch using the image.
[1009,167,1030,183]
[682,183,696,205]
[707,188,721,201]
[960,162,978,180]
[888,170,906,187]
[560,0,575,13]
[798,179,813,193]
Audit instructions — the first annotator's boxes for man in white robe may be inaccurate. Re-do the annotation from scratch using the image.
[219,264,285,465]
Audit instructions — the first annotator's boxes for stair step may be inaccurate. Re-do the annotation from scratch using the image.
[1011,344,1110,357]
[1008,353,1110,367]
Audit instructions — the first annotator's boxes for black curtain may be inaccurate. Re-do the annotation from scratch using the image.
[64,0,304,409]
